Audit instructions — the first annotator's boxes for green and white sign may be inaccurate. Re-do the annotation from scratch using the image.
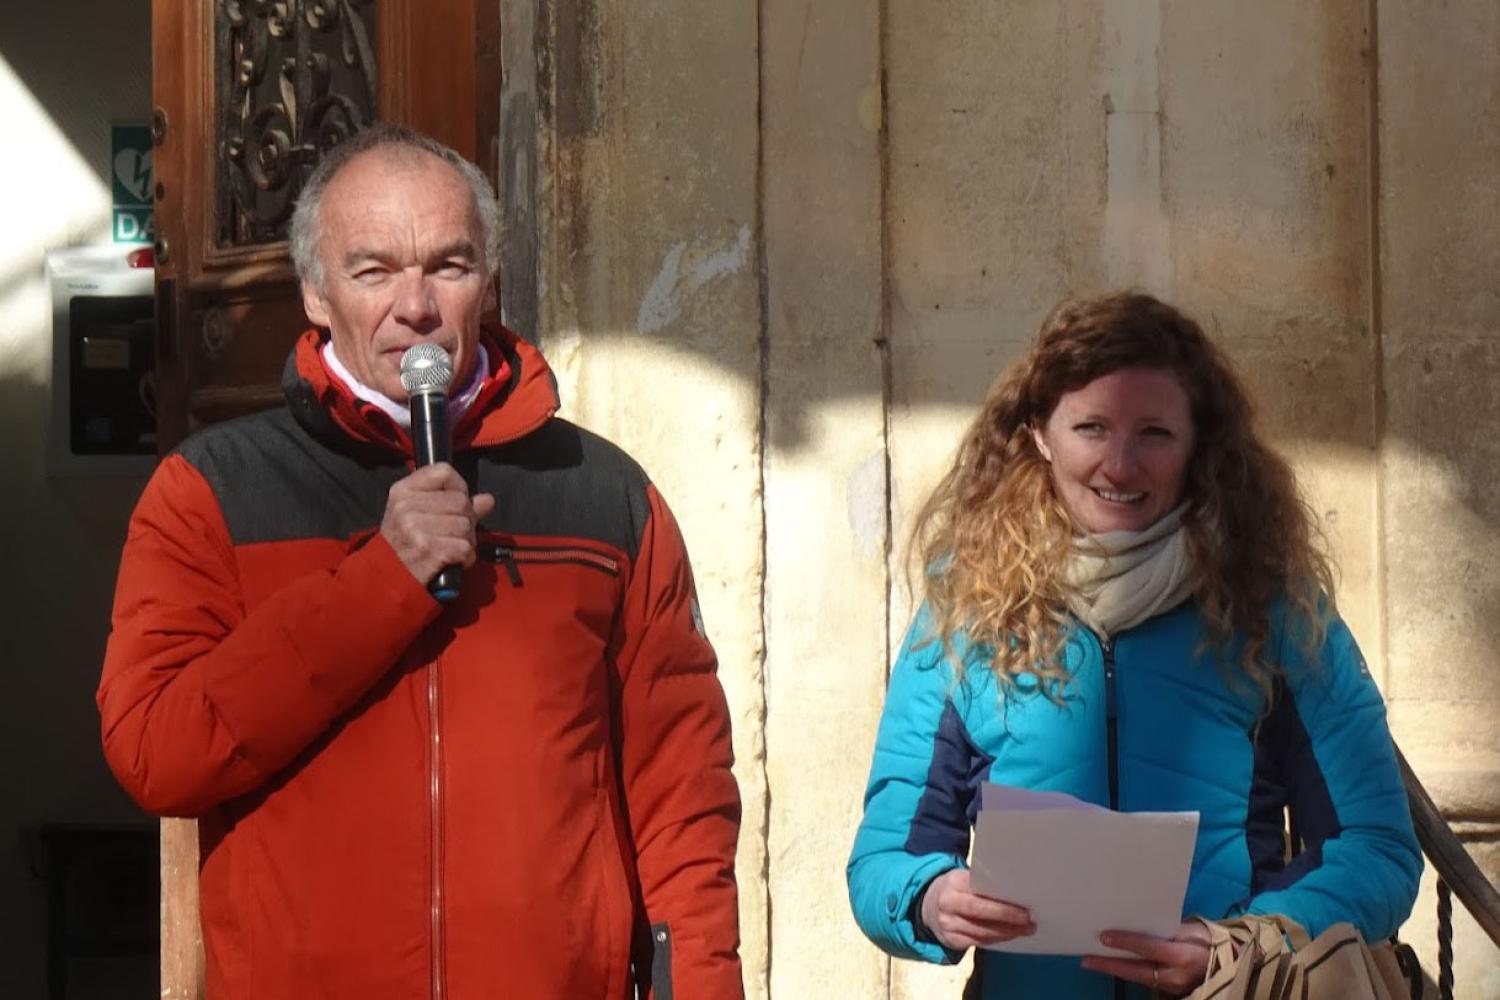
[111,124,154,245]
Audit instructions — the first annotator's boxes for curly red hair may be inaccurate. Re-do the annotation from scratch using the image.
[908,291,1336,699]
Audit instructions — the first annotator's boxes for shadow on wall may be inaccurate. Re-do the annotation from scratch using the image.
[0,1,152,197]
[0,255,67,326]
[0,373,149,825]
[0,368,152,996]
[560,252,1500,676]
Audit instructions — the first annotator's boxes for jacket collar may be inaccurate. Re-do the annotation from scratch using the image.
[282,324,560,460]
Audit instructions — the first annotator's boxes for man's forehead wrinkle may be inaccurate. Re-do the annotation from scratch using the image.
[431,237,480,259]
[340,245,397,268]
[335,232,479,270]
[327,214,474,263]
[317,152,485,281]
[324,161,467,225]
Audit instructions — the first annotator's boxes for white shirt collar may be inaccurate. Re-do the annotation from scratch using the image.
[321,340,491,430]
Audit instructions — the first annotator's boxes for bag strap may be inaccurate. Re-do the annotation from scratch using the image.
[1258,914,1313,951]
[1192,917,1240,980]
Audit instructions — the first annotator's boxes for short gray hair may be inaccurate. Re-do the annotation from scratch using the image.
[289,123,500,292]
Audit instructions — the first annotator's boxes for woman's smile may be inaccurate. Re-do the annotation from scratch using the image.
[1032,367,1196,534]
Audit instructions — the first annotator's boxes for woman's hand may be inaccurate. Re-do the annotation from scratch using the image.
[919,869,1035,950]
[1080,920,1212,996]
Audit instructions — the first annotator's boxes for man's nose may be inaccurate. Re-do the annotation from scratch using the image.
[392,268,441,330]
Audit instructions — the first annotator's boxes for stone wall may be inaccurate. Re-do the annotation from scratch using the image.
[503,0,1499,994]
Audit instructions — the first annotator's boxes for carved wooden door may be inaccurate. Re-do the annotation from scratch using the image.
[149,2,499,994]
[152,0,500,445]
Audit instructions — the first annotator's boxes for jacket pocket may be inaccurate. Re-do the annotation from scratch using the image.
[478,541,621,585]
[649,921,673,1000]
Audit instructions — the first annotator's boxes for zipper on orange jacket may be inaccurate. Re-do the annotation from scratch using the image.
[480,541,622,582]
[429,646,446,1000]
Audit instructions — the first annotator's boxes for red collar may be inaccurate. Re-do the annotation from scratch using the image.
[287,324,560,459]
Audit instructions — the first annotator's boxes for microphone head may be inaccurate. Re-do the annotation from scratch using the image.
[399,343,454,396]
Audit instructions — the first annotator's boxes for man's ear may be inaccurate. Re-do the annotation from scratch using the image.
[301,279,330,327]
[1030,425,1053,463]
[483,272,499,314]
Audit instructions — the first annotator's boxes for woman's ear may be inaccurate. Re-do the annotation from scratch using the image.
[1030,425,1053,463]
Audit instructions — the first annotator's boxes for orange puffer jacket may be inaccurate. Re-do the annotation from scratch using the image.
[98,326,742,999]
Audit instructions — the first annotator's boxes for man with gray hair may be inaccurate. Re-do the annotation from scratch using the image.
[98,124,743,998]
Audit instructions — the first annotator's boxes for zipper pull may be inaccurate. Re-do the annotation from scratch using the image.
[496,546,522,587]
[1100,633,1117,718]
[480,541,524,587]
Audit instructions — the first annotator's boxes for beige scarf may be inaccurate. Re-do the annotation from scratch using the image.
[1063,504,1196,639]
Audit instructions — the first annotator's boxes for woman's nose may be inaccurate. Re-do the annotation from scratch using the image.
[1101,438,1139,479]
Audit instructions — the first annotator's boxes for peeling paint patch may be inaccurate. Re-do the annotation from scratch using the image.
[639,242,690,335]
[637,225,752,334]
[847,450,887,561]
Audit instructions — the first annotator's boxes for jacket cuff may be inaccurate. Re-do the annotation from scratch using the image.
[885,855,967,964]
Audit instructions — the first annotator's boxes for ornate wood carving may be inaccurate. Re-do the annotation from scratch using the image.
[215,0,377,248]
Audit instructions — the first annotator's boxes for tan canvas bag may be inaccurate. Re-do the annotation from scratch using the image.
[1183,915,1412,1000]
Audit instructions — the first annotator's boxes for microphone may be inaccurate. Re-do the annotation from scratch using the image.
[399,344,462,602]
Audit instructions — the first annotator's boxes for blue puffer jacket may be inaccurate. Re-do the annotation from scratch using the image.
[848,599,1421,999]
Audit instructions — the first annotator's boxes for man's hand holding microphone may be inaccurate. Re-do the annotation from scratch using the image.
[380,344,492,601]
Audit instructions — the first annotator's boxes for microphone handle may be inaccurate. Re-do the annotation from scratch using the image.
[408,390,462,603]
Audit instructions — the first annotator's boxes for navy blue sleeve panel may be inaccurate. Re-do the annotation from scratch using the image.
[848,605,981,964]
[1238,617,1421,940]
[1243,677,1340,897]
[905,701,995,856]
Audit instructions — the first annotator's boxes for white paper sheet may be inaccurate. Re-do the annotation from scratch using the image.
[968,783,1199,958]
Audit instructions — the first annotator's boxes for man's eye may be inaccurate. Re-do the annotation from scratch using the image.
[353,268,388,282]
[436,260,473,277]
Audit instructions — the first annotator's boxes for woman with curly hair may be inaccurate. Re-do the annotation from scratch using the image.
[848,292,1420,998]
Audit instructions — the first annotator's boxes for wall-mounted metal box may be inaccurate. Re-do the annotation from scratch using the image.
[45,247,156,478]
